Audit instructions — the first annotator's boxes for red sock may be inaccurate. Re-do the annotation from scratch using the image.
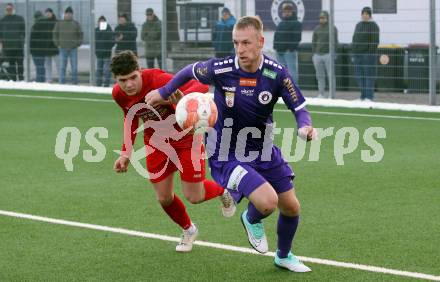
[203,180,225,201]
[161,195,191,230]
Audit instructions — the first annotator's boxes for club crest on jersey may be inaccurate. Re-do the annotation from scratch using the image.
[239,78,257,87]
[196,66,208,77]
[225,91,235,107]
[258,91,273,105]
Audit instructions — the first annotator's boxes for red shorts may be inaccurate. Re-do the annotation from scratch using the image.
[146,140,205,183]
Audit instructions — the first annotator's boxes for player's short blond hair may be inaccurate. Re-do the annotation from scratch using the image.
[233,16,264,36]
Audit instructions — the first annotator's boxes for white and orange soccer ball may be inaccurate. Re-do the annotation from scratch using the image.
[175,92,218,133]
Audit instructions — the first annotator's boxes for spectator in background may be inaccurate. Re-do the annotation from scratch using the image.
[43,8,58,83]
[141,8,161,68]
[351,6,380,101]
[312,11,338,98]
[0,3,25,81]
[115,13,137,55]
[212,7,236,58]
[30,11,46,82]
[95,16,114,87]
[53,6,83,84]
[273,3,302,83]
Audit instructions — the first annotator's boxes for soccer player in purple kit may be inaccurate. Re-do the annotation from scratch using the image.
[146,16,317,272]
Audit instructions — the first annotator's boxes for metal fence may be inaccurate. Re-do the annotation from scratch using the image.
[0,0,438,105]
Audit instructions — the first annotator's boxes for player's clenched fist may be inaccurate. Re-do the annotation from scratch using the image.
[145,89,164,107]
[298,126,318,141]
[113,156,130,173]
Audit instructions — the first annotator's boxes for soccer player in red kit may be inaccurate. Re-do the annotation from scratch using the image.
[110,51,236,252]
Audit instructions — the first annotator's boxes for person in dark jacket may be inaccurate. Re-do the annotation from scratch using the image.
[30,11,46,82]
[212,7,236,58]
[351,6,380,101]
[141,8,162,68]
[53,6,83,84]
[312,11,338,98]
[95,16,114,87]
[43,8,58,83]
[0,3,25,81]
[273,3,302,82]
[114,13,137,55]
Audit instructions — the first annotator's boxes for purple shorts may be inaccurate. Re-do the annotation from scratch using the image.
[209,146,295,203]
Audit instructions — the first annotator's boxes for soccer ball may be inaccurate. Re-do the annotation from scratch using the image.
[175,92,218,133]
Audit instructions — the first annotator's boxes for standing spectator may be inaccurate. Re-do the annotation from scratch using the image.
[212,7,236,58]
[141,8,161,68]
[0,3,25,81]
[43,8,58,83]
[352,6,380,101]
[53,6,83,84]
[115,13,137,55]
[30,11,46,82]
[312,11,338,98]
[95,16,114,87]
[273,3,302,83]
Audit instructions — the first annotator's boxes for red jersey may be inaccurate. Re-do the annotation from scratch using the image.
[112,68,209,154]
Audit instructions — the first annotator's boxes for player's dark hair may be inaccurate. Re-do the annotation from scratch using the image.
[234,16,263,36]
[110,50,139,76]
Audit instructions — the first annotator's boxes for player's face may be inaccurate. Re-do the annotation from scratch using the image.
[233,26,264,72]
[116,70,142,96]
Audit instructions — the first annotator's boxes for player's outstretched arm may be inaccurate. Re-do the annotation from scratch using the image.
[295,108,318,141]
[113,155,130,173]
[145,63,207,106]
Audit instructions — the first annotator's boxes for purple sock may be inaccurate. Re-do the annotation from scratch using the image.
[246,202,269,224]
[277,214,299,258]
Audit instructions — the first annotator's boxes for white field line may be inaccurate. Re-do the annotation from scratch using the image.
[0,210,439,281]
[1,93,440,122]
[0,93,113,103]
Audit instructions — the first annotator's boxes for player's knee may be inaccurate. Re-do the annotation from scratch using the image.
[157,194,174,206]
[185,194,204,204]
[282,200,300,217]
[260,196,278,215]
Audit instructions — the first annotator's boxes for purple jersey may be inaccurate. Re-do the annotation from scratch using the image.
[159,54,311,163]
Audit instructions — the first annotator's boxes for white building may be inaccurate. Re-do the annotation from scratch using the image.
[93,0,440,48]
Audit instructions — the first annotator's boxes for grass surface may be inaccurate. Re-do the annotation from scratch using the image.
[0,90,439,281]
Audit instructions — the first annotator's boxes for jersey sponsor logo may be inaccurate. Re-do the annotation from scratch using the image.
[262,68,277,80]
[240,89,254,96]
[283,77,299,102]
[258,91,273,105]
[214,66,233,75]
[137,106,170,120]
[196,65,208,77]
[227,165,248,191]
[222,86,236,92]
[239,78,257,87]
[225,91,235,107]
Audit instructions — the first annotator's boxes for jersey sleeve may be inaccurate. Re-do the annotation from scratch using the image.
[279,69,307,112]
[121,108,139,156]
[278,69,311,128]
[158,59,215,99]
[112,87,139,156]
